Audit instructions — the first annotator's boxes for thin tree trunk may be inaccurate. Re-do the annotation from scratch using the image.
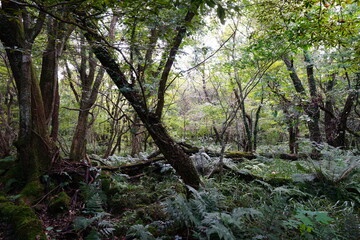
[131,115,143,156]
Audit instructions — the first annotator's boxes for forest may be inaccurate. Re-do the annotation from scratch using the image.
[0,0,359,239]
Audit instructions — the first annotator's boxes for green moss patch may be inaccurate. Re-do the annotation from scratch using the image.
[0,196,46,240]
[20,180,44,205]
[48,191,71,215]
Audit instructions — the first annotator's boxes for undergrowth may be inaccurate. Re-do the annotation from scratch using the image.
[1,145,358,239]
[120,146,359,239]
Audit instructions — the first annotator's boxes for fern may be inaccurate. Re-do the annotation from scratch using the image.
[164,193,201,227]
[309,145,359,183]
[85,228,101,240]
[231,207,262,221]
[127,224,156,240]
[74,181,114,239]
[164,187,253,239]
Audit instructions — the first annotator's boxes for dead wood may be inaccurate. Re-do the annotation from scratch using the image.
[99,157,166,174]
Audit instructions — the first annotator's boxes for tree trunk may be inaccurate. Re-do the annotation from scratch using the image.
[252,95,263,151]
[0,79,16,158]
[283,56,322,145]
[130,115,143,156]
[40,15,73,141]
[83,27,202,188]
[304,51,321,144]
[0,2,58,181]
[324,74,338,146]
[323,73,358,148]
[70,110,89,161]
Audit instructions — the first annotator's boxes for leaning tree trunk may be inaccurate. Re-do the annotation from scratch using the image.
[83,25,202,188]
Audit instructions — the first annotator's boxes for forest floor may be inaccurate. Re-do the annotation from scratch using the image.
[0,146,360,239]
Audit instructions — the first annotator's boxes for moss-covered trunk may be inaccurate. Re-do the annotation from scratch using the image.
[0,1,58,181]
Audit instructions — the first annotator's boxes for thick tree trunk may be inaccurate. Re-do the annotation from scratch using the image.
[145,114,202,187]
[324,74,338,146]
[40,17,72,141]
[332,91,357,147]
[304,52,321,144]
[0,2,58,181]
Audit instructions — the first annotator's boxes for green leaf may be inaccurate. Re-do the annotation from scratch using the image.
[205,0,216,8]
[314,212,334,224]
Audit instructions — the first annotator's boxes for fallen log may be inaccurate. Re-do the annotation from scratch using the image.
[99,157,166,175]
[177,142,256,160]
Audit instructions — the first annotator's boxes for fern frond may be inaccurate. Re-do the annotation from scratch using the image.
[127,224,155,240]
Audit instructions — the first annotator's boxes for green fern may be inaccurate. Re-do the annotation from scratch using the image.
[164,187,260,239]
[127,224,156,240]
[74,181,114,239]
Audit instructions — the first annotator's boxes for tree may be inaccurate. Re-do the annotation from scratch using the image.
[283,53,322,145]
[248,0,359,150]
[72,0,209,187]
[0,1,61,181]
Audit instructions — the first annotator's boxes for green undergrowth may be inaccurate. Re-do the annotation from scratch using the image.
[0,145,359,239]
[114,147,359,239]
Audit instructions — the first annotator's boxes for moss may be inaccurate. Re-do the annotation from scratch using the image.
[48,191,71,215]
[0,155,16,170]
[110,192,137,214]
[20,180,44,205]
[1,165,21,193]
[0,197,46,240]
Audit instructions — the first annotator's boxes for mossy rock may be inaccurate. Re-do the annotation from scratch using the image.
[109,193,138,214]
[48,191,71,215]
[20,180,44,205]
[0,197,46,240]
[1,165,22,193]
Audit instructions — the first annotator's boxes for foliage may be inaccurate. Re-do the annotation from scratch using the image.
[73,181,115,239]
